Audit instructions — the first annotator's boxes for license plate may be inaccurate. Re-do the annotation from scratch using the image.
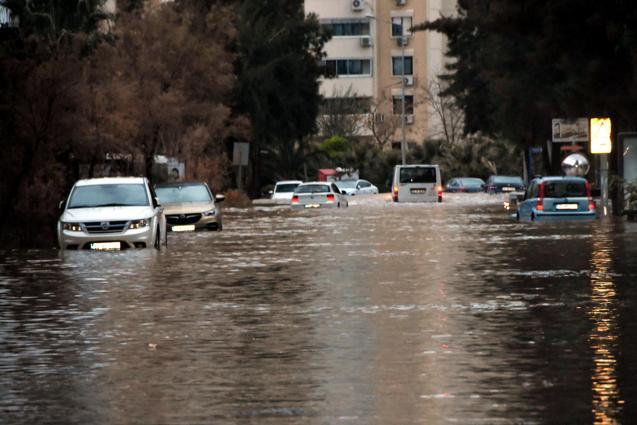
[172,224,196,232]
[556,203,579,210]
[410,188,427,194]
[305,204,321,209]
[90,242,121,251]
[502,186,516,192]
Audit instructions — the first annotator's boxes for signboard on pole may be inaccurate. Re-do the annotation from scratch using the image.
[590,118,612,154]
[232,142,250,166]
[552,118,589,143]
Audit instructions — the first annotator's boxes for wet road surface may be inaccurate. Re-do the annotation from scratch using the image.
[1,194,637,424]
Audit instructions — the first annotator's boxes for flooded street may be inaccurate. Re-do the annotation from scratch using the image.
[1,194,637,424]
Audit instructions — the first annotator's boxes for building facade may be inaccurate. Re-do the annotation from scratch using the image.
[305,0,457,148]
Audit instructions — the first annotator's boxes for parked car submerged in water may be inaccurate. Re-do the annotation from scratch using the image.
[517,176,596,221]
[155,182,224,231]
[485,175,526,194]
[335,179,379,196]
[270,180,302,203]
[445,177,485,193]
[291,182,349,210]
[57,177,166,250]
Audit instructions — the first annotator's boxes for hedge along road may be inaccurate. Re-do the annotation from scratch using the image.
[1,193,636,424]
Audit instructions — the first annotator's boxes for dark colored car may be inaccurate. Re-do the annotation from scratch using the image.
[485,175,525,194]
[445,177,486,193]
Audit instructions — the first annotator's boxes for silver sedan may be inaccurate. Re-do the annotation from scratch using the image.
[290,182,349,210]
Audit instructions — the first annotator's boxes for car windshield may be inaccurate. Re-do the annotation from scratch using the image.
[336,180,357,188]
[400,167,437,184]
[68,184,149,208]
[543,180,587,197]
[461,178,485,186]
[275,183,300,193]
[296,184,330,194]
[155,185,212,203]
[492,176,523,185]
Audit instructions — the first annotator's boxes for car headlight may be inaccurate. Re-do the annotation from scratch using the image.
[202,209,217,217]
[63,222,82,232]
[128,218,150,229]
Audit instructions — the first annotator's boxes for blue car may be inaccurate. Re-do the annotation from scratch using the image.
[517,176,596,221]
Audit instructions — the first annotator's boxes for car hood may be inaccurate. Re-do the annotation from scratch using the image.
[162,202,215,215]
[61,206,155,222]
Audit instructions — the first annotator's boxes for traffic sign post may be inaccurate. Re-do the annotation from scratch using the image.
[233,142,250,191]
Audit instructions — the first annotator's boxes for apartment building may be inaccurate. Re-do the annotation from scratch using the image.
[306,0,457,148]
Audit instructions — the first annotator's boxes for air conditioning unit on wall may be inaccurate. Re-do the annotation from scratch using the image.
[351,0,364,11]
[396,0,407,5]
[403,75,414,86]
[405,114,414,125]
[396,36,409,47]
[360,36,372,48]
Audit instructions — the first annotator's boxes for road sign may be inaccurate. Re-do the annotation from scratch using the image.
[590,118,612,154]
[552,118,589,143]
[232,142,250,166]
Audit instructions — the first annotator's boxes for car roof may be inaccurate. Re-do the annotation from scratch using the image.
[74,177,146,186]
[298,181,332,185]
[397,164,439,168]
[275,180,303,185]
[536,176,587,182]
[155,181,207,188]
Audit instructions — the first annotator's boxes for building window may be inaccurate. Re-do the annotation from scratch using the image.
[324,59,372,77]
[392,56,413,76]
[391,16,412,37]
[392,95,414,114]
[322,20,370,37]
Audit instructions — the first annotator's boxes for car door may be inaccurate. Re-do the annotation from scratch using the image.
[520,181,536,219]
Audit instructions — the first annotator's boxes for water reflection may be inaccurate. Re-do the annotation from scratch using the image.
[589,228,623,423]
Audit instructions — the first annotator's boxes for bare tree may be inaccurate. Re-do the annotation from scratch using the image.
[424,77,464,146]
[316,87,366,139]
[365,97,401,148]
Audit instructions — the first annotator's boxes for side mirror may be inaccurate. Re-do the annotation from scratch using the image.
[215,194,225,203]
[341,190,348,195]
[58,200,65,210]
[154,197,161,207]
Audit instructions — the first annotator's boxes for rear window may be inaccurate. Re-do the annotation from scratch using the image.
[296,184,330,194]
[543,180,587,197]
[492,176,524,185]
[275,183,300,193]
[399,167,437,184]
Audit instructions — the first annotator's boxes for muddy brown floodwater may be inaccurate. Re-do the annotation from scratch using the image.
[1,194,637,424]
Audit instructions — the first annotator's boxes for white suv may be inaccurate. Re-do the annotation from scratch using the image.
[57,177,166,250]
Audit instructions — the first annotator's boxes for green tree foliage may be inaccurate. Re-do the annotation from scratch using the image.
[233,0,329,192]
[416,0,637,148]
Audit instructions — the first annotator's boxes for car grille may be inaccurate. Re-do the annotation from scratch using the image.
[166,213,201,225]
[83,221,129,233]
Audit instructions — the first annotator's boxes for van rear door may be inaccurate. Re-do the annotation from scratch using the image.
[395,166,439,202]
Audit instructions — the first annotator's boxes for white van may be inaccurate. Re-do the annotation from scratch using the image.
[392,164,443,202]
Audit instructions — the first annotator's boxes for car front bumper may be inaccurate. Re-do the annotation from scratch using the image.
[59,226,155,249]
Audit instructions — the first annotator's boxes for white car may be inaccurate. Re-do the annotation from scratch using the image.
[270,180,303,203]
[291,182,349,210]
[335,179,379,196]
[57,177,166,250]
[392,164,443,203]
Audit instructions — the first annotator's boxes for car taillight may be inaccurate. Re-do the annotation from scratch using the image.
[585,181,595,211]
[536,182,544,211]
[326,194,335,202]
[392,185,399,201]
[458,187,465,193]
[436,185,443,195]
[291,195,299,204]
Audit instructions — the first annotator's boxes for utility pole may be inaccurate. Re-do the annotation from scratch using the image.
[400,35,407,165]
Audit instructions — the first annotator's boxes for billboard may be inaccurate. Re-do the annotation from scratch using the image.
[590,118,612,154]
[552,118,589,143]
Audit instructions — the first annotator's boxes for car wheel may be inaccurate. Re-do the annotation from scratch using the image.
[217,223,223,231]
[516,212,520,221]
[531,213,536,222]
[154,224,161,250]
